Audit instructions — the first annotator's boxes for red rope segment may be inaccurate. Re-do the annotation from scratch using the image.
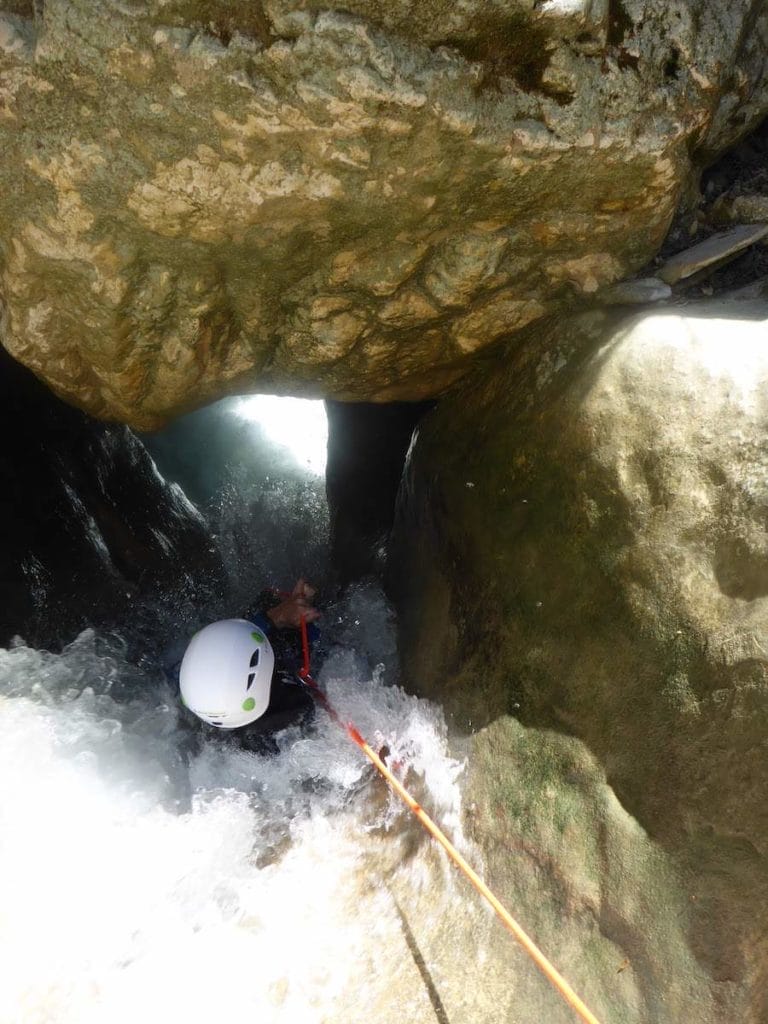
[299,610,311,679]
[296,615,604,1024]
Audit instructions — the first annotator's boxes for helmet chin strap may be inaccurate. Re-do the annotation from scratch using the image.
[294,613,603,1024]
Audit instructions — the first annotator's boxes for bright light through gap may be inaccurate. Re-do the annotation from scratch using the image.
[236,395,328,476]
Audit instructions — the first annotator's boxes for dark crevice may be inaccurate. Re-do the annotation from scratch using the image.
[444,14,568,101]
[651,113,768,296]
[1,0,36,15]
[325,400,433,587]
[663,46,681,81]
[392,899,451,1024]
[154,0,274,48]
[616,47,640,72]
[701,114,768,197]
[541,84,576,106]
[606,0,634,47]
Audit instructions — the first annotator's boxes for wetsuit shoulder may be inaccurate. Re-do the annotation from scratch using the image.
[236,676,315,753]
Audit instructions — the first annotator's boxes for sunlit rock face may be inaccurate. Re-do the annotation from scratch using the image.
[1,1,767,428]
[390,299,768,1020]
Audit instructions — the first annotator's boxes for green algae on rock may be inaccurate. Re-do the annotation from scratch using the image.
[390,298,768,1021]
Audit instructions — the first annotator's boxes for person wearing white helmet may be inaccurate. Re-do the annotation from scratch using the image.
[179,578,321,750]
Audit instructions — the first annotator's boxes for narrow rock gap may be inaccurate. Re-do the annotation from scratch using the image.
[325,399,434,587]
[606,0,634,47]
[648,114,768,295]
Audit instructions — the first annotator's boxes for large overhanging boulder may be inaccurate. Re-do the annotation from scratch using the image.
[1,1,767,427]
[389,298,768,1018]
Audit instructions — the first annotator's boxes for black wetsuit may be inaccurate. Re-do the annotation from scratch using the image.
[237,600,318,753]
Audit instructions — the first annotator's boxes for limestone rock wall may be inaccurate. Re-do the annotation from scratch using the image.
[1,1,767,427]
[389,299,768,1020]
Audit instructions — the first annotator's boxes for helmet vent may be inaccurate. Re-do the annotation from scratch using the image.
[246,648,261,690]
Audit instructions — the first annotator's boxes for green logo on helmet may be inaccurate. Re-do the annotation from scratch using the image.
[242,697,256,712]
[251,631,265,643]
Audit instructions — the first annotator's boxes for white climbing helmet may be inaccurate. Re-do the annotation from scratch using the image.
[179,618,275,729]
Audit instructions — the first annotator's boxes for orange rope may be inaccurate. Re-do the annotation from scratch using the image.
[298,615,604,1024]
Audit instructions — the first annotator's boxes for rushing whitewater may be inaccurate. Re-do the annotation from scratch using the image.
[0,622,482,1024]
[0,399,495,1024]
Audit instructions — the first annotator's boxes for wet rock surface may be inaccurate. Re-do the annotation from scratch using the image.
[1,1,768,426]
[325,399,431,585]
[0,346,224,648]
[2,5,768,1020]
[390,297,768,1020]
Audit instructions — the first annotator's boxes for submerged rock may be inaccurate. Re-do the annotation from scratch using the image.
[390,297,768,1020]
[1,2,767,426]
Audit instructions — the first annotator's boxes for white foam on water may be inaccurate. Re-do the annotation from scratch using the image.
[0,631,467,1024]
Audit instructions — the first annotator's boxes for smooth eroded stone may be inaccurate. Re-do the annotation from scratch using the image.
[600,276,672,304]
[389,297,768,1021]
[657,223,768,283]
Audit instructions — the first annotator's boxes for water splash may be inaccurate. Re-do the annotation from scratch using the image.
[0,622,470,1024]
[0,396,497,1024]
[235,395,328,477]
